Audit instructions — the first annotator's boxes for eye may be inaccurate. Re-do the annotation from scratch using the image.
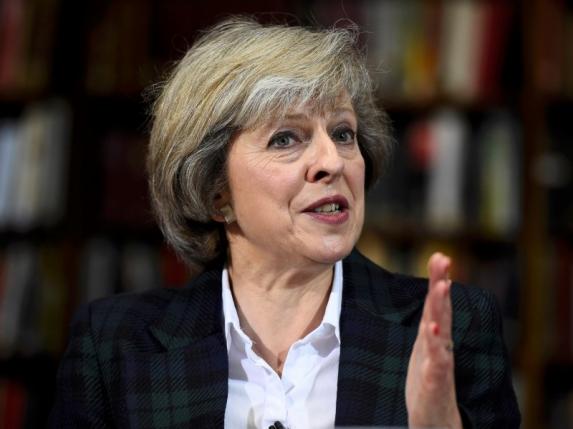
[332,127,356,144]
[268,131,300,148]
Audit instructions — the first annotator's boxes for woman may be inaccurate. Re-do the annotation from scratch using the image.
[51,17,520,428]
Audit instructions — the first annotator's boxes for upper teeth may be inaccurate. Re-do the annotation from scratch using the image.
[314,203,340,213]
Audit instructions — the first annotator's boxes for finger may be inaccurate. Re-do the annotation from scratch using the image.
[421,253,446,321]
[424,252,451,314]
[427,281,454,358]
[427,278,449,330]
[441,278,453,340]
[427,252,451,287]
[426,288,454,358]
[425,320,443,357]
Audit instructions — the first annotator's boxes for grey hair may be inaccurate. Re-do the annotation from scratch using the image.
[147,16,392,272]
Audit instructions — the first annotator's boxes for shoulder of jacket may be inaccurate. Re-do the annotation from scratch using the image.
[75,288,181,342]
[345,248,497,321]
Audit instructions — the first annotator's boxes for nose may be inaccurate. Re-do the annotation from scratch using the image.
[305,130,345,183]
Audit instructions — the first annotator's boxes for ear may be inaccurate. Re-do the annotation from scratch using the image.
[212,191,231,223]
[219,205,236,224]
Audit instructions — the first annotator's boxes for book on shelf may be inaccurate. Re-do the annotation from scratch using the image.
[0,244,36,357]
[439,0,513,101]
[0,100,70,231]
[0,380,27,429]
[121,242,162,294]
[0,0,26,93]
[402,1,440,100]
[477,2,513,99]
[84,0,153,95]
[38,100,71,228]
[0,0,60,95]
[425,109,467,233]
[11,105,43,229]
[440,0,482,100]
[0,122,18,227]
[0,240,107,360]
[37,245,70,355]
[79,238,119,304]
[366,0,408,98]
[19,0,60,93]
[0,243,72,357]
[364,0,440,100]
[531,0,573,98]
[533,0,567,96]
[476,112,521,236]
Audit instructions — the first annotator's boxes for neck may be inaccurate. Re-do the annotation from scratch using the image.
[227,248,335,376]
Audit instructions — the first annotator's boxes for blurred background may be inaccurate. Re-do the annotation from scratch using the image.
[0,0,571,427]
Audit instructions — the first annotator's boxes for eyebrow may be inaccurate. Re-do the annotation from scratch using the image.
[282,113,311,121]
[331,107,356,117]
[281,107,355,122]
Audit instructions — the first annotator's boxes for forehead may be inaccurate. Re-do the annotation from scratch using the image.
[246,92,356,131]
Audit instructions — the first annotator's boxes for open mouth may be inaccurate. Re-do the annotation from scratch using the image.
[312,202,343,214]
[304,196,349,215]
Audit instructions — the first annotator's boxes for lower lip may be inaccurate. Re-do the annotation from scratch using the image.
[304,210,349,225]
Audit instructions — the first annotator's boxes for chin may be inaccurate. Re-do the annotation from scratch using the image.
[311,237,355,264]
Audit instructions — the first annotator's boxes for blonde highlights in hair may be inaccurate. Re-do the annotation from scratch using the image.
[147,17,391,271]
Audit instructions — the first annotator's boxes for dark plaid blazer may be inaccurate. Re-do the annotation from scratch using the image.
[50,250,520,428]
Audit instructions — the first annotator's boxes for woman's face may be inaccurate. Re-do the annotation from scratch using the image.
[225,97,365,266]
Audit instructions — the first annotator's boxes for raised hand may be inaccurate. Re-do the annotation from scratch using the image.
[405,252,462,428]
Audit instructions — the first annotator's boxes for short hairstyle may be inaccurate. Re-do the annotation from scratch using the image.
[147,16,392,272]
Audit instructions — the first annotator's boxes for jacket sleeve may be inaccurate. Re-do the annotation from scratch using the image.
[455,287,521,428]
[49,303,113,428]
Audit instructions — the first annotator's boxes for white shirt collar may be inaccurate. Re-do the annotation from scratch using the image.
[222,261,344,352]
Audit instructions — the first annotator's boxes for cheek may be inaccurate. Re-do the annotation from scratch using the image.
[348,158,366,232]
[230,159,302,213]
[349,157,366,197]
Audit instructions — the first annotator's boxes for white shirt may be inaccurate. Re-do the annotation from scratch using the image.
[222,261,343,429]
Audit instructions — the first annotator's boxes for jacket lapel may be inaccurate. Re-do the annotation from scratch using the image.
[119,267,229,429]
[149,268,224,350]
[335,250,423,427]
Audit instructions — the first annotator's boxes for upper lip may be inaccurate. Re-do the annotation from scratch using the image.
[303,195,349,212]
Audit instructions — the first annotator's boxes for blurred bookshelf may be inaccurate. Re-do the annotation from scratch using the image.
[0,0,572,428]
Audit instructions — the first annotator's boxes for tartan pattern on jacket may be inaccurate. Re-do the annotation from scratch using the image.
[50,250,520,428]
